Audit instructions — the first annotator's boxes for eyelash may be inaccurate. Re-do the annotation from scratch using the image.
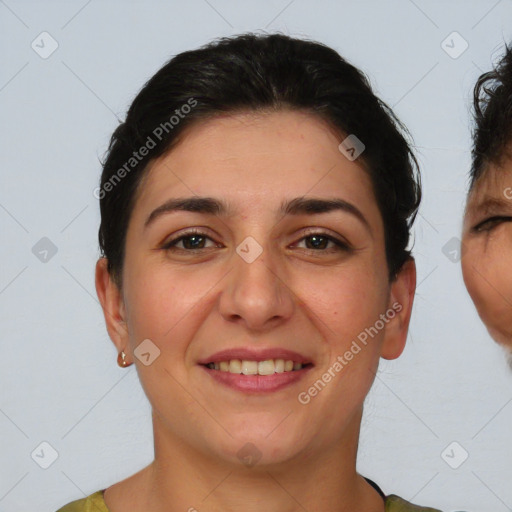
[161,228,351,254]
[472,215,512,232]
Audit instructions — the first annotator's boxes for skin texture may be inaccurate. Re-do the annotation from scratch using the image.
[462,160,512,351]
[95,110,416,512]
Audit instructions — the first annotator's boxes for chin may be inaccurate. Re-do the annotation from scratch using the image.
[216,432,305,469]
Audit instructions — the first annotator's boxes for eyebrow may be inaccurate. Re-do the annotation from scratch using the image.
[144,196,371,232]
[470,196,512,216]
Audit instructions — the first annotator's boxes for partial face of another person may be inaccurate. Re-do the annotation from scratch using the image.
[462,160,512,350]
[96,110,414,468]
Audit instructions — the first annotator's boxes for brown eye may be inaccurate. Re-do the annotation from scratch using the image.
[160,229,352,255]
[293,231,352,253]
[162,230,219,252]
[293,229,352,255]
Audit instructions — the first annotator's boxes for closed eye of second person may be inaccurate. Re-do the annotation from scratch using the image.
[471,215,512,233]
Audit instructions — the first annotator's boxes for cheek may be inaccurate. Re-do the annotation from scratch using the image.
[302,265,389,348]
[482,257,512,327]
[462,240,512,328]
[461,248,483,308]
[121,268,211,417]
[122,265,204,355]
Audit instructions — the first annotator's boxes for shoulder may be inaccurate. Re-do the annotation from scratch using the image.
[385,494,443,512]
[55,490,109,512]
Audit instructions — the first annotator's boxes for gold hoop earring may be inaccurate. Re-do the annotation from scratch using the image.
[117,350,132,368]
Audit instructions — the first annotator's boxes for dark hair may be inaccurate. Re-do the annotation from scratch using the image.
[470,42,512,188]
[98,32,421,288]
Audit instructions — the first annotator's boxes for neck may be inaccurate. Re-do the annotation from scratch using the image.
[132,408,385,512]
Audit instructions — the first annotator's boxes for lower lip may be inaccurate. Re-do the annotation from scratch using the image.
[199,365,313,393]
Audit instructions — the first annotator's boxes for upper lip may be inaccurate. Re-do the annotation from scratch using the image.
[197,348,313,365]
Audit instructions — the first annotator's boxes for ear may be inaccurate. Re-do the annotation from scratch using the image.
[380,258,416,360]
[95,258,130,359]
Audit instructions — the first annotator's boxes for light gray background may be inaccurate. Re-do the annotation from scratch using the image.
[1,1,512,511]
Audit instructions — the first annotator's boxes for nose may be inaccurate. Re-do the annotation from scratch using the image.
[218,241,296,332]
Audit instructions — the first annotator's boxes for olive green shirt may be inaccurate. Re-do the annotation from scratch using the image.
[56,489,443,511]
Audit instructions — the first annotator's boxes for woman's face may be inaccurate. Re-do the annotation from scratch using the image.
[97,110,415,467]
[462,161,512,349]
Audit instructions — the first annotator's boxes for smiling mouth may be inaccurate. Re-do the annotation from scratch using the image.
[202,359,313,375]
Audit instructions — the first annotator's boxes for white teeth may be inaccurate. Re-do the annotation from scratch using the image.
[229,360,242,373]
[241,360,258,375]
[274,359,285,373]
[207,359,305,375]
[258,360,275,376]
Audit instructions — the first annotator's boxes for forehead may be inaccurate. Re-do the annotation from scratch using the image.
[136,110,377,215]
[468,159,512,203]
